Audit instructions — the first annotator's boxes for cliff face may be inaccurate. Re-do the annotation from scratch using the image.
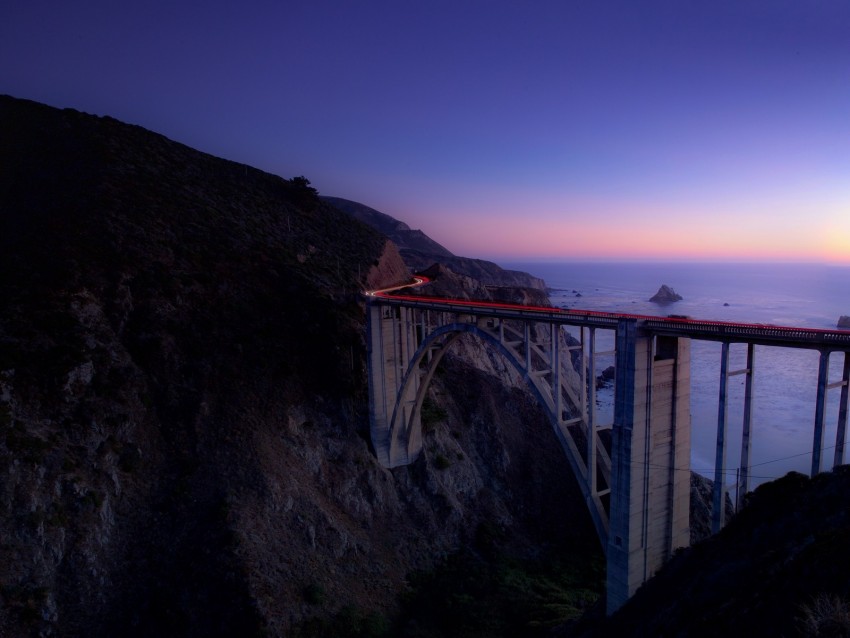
[323,196,546,290]
[0,96,600,637]
[365,240,411,290]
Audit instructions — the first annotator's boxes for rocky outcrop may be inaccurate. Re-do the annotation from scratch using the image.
[839,315,850,329]
[649,284,683,304]
[413,263,551,308]
[365,239,410,290]
[419,255,546,290]
[324,196,546,290]
[596,365,616,390]
[488,284,550,307]
[322,196,454,259]
[688,472,735,545]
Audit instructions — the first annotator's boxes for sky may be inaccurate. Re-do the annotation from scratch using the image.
[3,0,849,263]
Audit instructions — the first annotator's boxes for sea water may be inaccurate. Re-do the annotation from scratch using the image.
[502,262,850,492]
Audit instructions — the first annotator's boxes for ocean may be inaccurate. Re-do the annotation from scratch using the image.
[502,262,850,493]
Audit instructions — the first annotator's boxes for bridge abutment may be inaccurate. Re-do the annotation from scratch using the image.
[607,322,691,613]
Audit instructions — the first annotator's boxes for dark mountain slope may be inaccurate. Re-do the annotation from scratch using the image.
[0,94,392,636]
[323,196,546,290]
[580,467,850,637]
[0,95,600,637]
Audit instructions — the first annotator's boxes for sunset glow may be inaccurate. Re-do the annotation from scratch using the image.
[3,1,848,264]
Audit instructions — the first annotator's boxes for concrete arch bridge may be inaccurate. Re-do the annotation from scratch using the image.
[365,281,850,613]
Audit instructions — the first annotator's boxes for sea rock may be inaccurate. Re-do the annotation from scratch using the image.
[596,365,616,389]
[649,284,683,304]
[838,315,850,329]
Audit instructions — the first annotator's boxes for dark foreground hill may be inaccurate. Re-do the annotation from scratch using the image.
[0,95,601,637]
[576,467,850,638]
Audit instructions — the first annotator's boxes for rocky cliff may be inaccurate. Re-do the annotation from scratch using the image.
[0,95,600,637]
[323,196,546,290]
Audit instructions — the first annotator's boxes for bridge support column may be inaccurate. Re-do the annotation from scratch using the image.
[835,354,850,469]
[812,351,830,476]
[737,343,756,510]
[367,303,424,467]
[586,328,597,495]
[607,321,691,614]
[713,342,731,532]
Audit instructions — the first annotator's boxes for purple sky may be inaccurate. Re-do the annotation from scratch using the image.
[3,1,849,262]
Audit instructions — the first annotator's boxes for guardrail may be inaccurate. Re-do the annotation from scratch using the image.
[367,279,850,350]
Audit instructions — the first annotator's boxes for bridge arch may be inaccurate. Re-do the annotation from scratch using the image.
[367,300,695,611]
[383,320,610,546]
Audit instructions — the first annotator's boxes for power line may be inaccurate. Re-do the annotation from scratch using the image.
[628,443,841,482]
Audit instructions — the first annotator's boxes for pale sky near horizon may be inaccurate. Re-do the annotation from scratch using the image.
[3,1,849,264]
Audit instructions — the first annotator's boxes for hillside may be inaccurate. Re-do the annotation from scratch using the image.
[323,196,546,290]
[0,95,601,637]
[575,468,850,637]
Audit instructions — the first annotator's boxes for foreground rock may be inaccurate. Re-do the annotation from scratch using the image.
[0,94,601,637]
[324,196,546,290]
[649,284,683,304]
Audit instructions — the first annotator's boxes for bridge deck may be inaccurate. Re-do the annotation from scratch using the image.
[373,293,850,350]
[366,279,850,613]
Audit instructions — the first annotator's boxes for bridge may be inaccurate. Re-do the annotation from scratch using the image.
[365,278,850,613]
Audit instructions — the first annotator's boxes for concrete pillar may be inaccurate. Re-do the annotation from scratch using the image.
[713,342,730,533]
[607,323,691,614]
[552,324,562,423]
[834,354,850,469]
[367,303,395,466]
[587,328,597,495]
[738,343,756,509]
[812,351,830,476]
[367,302,423,468]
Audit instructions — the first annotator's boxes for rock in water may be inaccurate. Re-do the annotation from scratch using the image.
[649,284,683,304]
[839,315,850,329]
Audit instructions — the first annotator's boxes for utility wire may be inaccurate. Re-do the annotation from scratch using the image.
[626,443,841,482]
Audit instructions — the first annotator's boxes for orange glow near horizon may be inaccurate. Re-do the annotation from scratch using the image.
[408,195,850,265]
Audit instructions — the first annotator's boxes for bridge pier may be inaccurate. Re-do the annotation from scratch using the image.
[835,354,850,469]
[367,304,424,467]
[812,350,830,476]
[607,321,691,613]
[738,343,756,510]
[813,351,850,474]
